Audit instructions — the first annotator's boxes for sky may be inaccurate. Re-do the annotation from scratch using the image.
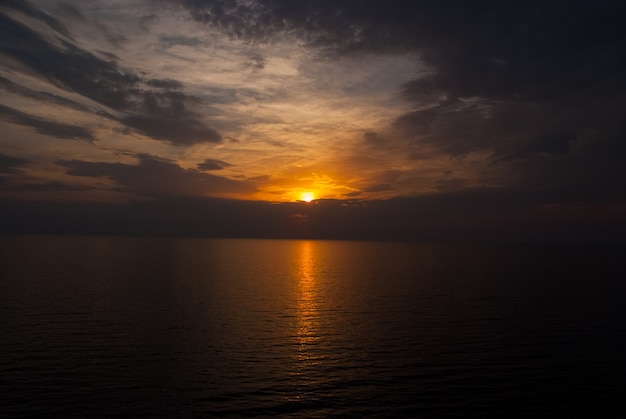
[1,0,625,242]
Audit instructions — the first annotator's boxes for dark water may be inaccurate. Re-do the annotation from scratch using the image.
[1,236,625,418]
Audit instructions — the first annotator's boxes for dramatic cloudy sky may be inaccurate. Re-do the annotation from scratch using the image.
[1,0,625,241]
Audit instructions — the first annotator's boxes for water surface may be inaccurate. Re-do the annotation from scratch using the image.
[1,237,624,417]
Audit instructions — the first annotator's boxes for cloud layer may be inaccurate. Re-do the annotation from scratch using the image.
[0,0,625,242]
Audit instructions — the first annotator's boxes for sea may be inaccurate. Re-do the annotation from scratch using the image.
[1,236,624,418]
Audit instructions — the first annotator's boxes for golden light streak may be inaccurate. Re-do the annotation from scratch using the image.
[290,240,321,379]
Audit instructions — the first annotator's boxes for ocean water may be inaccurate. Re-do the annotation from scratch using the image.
[1,236,624,418]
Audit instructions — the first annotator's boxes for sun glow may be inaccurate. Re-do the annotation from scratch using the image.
[301,192,315,202]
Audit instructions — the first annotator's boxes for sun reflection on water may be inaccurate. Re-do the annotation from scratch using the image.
[291,240,323,378]
[296,241,320,347]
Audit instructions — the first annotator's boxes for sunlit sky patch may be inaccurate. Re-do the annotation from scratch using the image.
[0,0,433,202]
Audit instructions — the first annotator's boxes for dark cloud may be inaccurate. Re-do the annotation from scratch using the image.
[1,192,624,243]
[101,28,128,48]
[122,91,222,145]
[0,75,115,119]
[181,0,625,96]
[434,177,466,193]
[243,53,266,71]
[180,0,626,173]
[139,14,159,31]
[492,131,575,163]
[197,158,234,171]
[58,154,255,197]
[0,0,72,37]
[2,180,87,192]
[387,1,626,177]
[0,10,222,146]
[57,3,85,22]
[159,34,203,48]
[218,0,626,103]
[394,100,495,156]
[146,78,184,89]
[0,152,27,174]
[395,91,626,203]
[0,13,138,109]
[362,183,392,193]
[363,131,384,147]
[0,154,84,194]
[180,0,281,41]
[0,103,95,141]
[494,130,626,203]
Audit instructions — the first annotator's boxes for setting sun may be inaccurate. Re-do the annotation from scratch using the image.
[301,192,315,202]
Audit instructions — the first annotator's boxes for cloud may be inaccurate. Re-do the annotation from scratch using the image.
[0,152,27,174]
[362,183,393,193]
[363,131,384,147]
[56,3,85,22]
[139,14,159,31]
[0,154,85,194]
[0,12,138,109]
[179,1,626,169]
[58,154,256,197]
[145,78,184,90]
[159,34,203,48]
[0,103,95,141]
[243,53,266,71]
[3,181,87,192]
[386,1,626,165]
[394,100,495,156]
[122,91,222,145]
[1,0,624,237]
[197,158,234,171]
[179,0,280,41]
[0,10,222,146]
[0,75,114,119]
[0,0,72,37]
[1,191,624,243]
[492,131,575,163]
[222,1,626,102]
